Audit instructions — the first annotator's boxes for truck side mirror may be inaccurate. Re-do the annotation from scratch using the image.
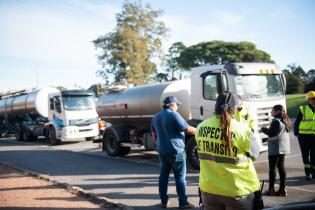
[281,74,286,94]
[218,72,228,93]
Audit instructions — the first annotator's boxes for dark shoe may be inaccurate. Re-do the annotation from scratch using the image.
[276,188,288,197]
[179,202,195,209]
[161,201,169,208]
[264,188,276,196]
[306,175,312,181]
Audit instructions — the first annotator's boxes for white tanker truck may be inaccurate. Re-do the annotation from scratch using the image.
[0,88,100,144]
[96,63,287,169]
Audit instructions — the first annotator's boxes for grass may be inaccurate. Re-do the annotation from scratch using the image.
[286,94,307,118]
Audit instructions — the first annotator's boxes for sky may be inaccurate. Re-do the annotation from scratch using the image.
[0,0,314,92]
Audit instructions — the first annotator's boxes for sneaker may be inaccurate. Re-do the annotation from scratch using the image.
[264,188,276,196]
[306,175,312,181]
[276,188,288,197]
[179,202,195,209]
[161,201,169,208]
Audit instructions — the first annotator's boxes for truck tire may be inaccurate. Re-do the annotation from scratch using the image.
[48,126,60,145]
[22,129,30,141]
[104,129,121,156]
[186,136,200,170]
[15,126,23,141]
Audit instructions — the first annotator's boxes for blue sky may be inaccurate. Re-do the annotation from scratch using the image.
[0,0,314,91]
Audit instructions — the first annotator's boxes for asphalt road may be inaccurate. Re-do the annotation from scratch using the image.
[0,132,314,209]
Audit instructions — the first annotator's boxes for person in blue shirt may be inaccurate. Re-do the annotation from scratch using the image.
[151,96,196,209]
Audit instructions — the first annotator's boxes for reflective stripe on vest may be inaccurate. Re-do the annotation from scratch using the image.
[299,105,315,135]
[196,116,260,197]
[198,153,250,164]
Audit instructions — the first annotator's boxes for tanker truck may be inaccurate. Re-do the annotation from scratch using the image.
[0,87,101,144]
[96,63,286,169]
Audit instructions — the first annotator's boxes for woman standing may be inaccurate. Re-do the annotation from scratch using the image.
[261,104,291,196]
[195,92,261,210]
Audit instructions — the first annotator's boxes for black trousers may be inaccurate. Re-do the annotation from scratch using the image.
[268,154,286,189]
[298,134,315,176]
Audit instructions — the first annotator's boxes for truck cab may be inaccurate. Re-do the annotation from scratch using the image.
[47,90,100,144]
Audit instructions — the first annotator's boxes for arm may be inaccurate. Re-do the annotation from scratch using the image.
[249,131,260,160]
[294,110,302,137]
[151,131,157,144]
[184,126,196,135]
[261,120,280,137]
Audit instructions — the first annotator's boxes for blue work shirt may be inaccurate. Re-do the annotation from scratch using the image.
[151,108,189,155]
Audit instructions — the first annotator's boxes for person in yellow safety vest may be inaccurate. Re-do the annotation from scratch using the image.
[196,92,262,210]
[294,90,315,181]
[234,95,255,133]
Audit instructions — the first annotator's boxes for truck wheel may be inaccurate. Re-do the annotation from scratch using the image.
[15,127,23,141]
[104,130,121,156]
[48,126,60,145]
[22,130,30,141]
[186,136,200,170]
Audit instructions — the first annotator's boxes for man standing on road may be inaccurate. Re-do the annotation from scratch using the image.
[151,96,196,209]
[294,91,315,180]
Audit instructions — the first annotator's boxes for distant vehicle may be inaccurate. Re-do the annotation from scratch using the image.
[96,63,286,169]
[0,88,101,144]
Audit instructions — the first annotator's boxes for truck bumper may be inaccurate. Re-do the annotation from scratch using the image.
[61,124,99,140]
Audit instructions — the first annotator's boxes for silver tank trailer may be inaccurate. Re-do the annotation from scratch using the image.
[96,79,191,129]
[0,87,59,121]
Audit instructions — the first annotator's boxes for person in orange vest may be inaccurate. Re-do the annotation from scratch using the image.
[294,91,315,180]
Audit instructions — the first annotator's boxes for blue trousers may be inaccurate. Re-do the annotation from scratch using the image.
[158,152,188,206]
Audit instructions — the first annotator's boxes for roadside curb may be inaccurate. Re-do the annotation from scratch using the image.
[0,160,134,210]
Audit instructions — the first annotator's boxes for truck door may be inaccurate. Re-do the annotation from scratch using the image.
[199,71,228,119]
[49,95,64,130]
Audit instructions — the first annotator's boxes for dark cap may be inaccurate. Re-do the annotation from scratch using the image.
[163,96,181,105]
[215,92,241,114]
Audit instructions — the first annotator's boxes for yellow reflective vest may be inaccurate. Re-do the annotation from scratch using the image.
[234,107,255,130]
[196,116,260,197]
[299,105,315,135]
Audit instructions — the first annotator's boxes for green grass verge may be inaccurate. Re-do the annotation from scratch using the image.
[286,94,306,118]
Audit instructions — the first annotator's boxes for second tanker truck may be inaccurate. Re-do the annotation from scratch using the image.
[96,63,287,169]
[0,88,101,144]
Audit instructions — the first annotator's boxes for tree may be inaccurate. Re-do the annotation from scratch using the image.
[177,41,274,69]
[93,1,169,86]
[156,42,187,82]
[88,83,105,98]
[305,69,315,92]
[283,66,304,94]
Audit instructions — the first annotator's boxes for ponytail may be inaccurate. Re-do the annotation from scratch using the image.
[220,109,234,153]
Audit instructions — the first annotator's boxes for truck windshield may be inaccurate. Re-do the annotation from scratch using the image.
[62,96,95,110]
[235,74,284,99]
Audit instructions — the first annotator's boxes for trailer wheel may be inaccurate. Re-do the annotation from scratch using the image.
[15,127,23,141]
[48,126,60,145]
[186,136,200,170]
[104,129,121,156]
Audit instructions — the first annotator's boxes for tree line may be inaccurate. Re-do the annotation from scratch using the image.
[91,1,314,95]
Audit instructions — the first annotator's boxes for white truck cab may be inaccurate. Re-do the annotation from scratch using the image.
[48,90,100,143]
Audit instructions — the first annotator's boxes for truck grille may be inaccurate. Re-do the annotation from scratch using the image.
[256,107,272,143]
